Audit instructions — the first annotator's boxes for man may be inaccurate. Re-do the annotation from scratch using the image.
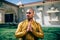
[15,8,44,40]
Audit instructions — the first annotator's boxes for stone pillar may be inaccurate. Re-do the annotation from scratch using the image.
[0,9,5,24]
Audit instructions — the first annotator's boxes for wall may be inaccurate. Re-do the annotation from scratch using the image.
[44,1,60,25]
[23,1,60,26]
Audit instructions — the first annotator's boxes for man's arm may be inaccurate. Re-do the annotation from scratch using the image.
[15,22,27,38]
[32,23,44,38]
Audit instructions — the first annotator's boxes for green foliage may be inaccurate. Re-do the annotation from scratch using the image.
[0,27,60,40]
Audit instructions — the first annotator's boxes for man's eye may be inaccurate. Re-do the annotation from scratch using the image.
[26,12,31,14]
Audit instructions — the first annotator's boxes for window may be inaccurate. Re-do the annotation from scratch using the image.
[49,13,59,21]
[36,6,43,11]
[0,2,2,7]
[0,0,3,7]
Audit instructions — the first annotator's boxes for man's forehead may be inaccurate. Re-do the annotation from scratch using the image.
[26,8,34,12]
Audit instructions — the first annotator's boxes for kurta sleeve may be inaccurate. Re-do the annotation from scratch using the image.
[32,23,44,38]
[15,22,27,38]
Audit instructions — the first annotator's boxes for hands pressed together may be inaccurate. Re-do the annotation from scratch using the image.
[27,22,33,32]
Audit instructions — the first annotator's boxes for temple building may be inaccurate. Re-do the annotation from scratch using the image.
[18,0,60,26]
[0,0,18,24]
[0,0,60,26]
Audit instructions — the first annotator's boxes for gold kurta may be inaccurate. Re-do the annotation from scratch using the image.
[15,19,44,40]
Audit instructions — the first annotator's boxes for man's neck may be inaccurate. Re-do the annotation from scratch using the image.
[28,18,33,22]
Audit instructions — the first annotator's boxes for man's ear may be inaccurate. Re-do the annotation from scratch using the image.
[33,11,35,17]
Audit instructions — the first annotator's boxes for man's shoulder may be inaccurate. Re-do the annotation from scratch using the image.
[34,21,41,26]
[18,20,26,25]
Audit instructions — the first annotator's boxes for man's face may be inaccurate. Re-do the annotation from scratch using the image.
[26,9,34,19]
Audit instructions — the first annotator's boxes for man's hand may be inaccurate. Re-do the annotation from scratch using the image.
[27,22,33,32]
[29,25,32,32]
[26,25,30,32]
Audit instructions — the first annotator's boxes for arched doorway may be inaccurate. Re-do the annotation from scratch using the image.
[5,8,16,23]
[5,14,13,22]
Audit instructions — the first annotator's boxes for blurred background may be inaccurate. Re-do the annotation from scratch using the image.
[0,0,60,40]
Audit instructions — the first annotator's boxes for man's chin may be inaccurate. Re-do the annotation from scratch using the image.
[27,18,30,20]
[26,17,32,19]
